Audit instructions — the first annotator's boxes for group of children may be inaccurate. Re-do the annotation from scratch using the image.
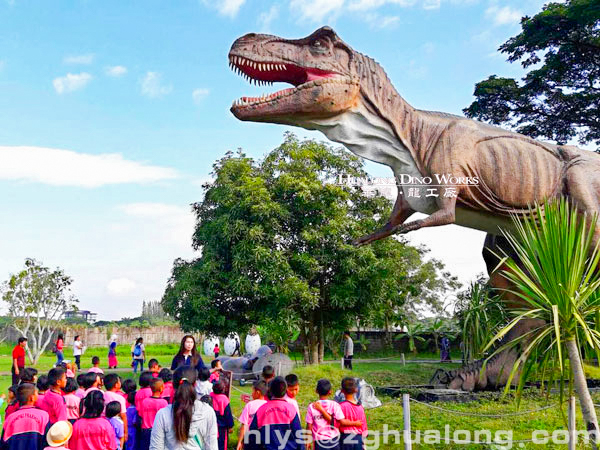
[0,355,237,450]
[238,366,368,450]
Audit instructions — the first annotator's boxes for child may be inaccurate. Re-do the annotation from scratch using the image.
[106,401,125,450]
[103,374,128,442]
[195,367,212,397]
[2,383,50,449]
[40,367,68,424]
[35,374,49,408]
[284,373,301,418]
[306,379,358,450]
[236,380,267,450]
[4,385,19,420]
[81,371,102,397]
[75,374,86,399]
[88,356,104,374]
[139,378,168,449]
[122,378,137,407]
[210,380,235,450]
[70,390,116,450]
[148,359,160,377]
[20,367,38,384]
[44,420,73,449]
[337,377,368,450]
[134,371,153,412]
[63,377,80,423]
[158,368,174,403]
[125,391,138,450]
[261,365,275,384]
[246,377,304,450]
[213,343,220,358]
[209,359,222,383]
[65,362,76,378]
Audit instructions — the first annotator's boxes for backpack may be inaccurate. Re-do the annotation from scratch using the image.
[133,344,142,357]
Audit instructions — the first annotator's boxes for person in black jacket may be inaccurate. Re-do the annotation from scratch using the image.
[170,335,206,373]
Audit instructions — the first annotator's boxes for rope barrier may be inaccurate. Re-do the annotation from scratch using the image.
[408,397,562,417]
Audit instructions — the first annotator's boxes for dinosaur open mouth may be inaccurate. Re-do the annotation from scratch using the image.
[228,54,342,109]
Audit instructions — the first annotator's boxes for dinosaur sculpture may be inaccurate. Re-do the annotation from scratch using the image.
[228,27,600,391]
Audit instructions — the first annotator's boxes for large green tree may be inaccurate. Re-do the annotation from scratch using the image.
[464,0,600,150]
[163,134,457,364]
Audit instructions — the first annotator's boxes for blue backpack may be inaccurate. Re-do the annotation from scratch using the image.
[133,344,142,357]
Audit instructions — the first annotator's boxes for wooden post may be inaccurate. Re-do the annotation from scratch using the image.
[401,353,406,366]
[568,396,576,450]
[278,361,282,376]
[341,357,345,370]
[403,393,412,450]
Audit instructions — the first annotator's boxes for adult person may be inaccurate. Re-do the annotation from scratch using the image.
[131,337,145,373]
[233,338,241,357]
[170,335,207,372]
[343,331,354,370]
[108,334,118,369]
[150,365,218,450]
[11,337,27,385]
[73,335,84,370]
[440,335,452,362]
[54,333,64,367]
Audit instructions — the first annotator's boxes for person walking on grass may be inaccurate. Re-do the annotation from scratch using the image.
[108,335,118,369]
[73,336,83,370]
[343,331,354,370]
[11,337,27,385]
[53,334,64,367]
[131,337,145,374]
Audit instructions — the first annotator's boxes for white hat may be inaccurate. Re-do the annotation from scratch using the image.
[46,420,73,447]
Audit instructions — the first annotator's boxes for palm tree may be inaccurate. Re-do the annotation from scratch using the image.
[396,322,426,355]
[484,198,600,447]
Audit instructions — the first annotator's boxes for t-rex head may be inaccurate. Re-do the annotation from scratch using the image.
[228,27,361,125]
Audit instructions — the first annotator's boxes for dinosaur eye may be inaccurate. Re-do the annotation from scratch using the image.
[311,39,328,53]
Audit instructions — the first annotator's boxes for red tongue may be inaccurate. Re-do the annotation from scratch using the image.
[305,68,338,82]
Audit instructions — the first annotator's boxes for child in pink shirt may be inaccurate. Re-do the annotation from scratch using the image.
[88,356,104,374]
[70,390,116,450]
[35,375,49,408]
[337,378,368,450]
[306,379,362,450]
[284,373,301,417]
[158,368,174,403]
[208,359,222,383]
[134,371,153,412]
[44,420,73,449]
[236,380,268,450]
[63,378,81,423]
[39,367,68,425]
[139,378,168,449]
[74,374,86,399]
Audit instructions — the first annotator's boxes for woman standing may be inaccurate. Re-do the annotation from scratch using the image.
[131,337,145,374]
[170,335,206,372]
[150,366,218,450]
[54,333,64,367]
[73,335,83,370]
[108,335,118,369]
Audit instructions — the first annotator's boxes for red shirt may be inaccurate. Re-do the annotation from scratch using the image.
[140,396,168,429]
[4,402,19,420]
[12,345,25,368]
[70,417,117,450]
[56,338,64,351]
[40,389,68,424]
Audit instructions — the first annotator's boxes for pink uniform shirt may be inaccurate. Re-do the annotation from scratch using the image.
[75,388,86,399]
[339,401,368,436]
[134,387,152,412]
[40,389,68,424]
[70,417,117,450]
[239,399,268,425]
[64,392,81,420]
[284,394,300,418]
[88,367,104,374]
[140,396,168,429]
[161,381,174,403]
[306,399,345,441]
[104,390,127,414]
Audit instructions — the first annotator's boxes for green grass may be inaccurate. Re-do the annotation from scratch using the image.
[1,344,596,449]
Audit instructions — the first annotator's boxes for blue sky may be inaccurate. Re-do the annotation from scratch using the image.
[0,0,551,320]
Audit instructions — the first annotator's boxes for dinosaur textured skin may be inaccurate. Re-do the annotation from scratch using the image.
[229,27,600,391]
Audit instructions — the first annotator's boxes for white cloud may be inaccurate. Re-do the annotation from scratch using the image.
[52,72,92,94]
[107,278,137,296]
[63,54,95,65]
[365,13,400,29]
[258,5,279,31]
[290,0,345,22]
[485,5,522,26]
[202,0,246,18]
[192,88,210,104]
[140,71,172,98]
[105,65,128,77]
[0,146,179,187]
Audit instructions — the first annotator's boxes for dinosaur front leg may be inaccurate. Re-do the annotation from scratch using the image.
[353,191,415,247]
[393,194,457,235]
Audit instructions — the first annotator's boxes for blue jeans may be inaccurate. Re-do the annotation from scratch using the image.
[55,350,64,366]
[132,358,144,373]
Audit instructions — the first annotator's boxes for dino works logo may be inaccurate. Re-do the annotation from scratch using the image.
[335,173,480,199]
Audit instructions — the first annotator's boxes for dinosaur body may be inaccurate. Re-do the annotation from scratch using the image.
[228,27,600,391]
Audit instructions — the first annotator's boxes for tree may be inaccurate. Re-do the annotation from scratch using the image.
[2,258,78,364]
[485,198,600,447]
[464,0,600,151]
[396,322,426,355]
[163,133,459,364]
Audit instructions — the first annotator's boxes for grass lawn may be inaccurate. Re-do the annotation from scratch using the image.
[0,344,596,449]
